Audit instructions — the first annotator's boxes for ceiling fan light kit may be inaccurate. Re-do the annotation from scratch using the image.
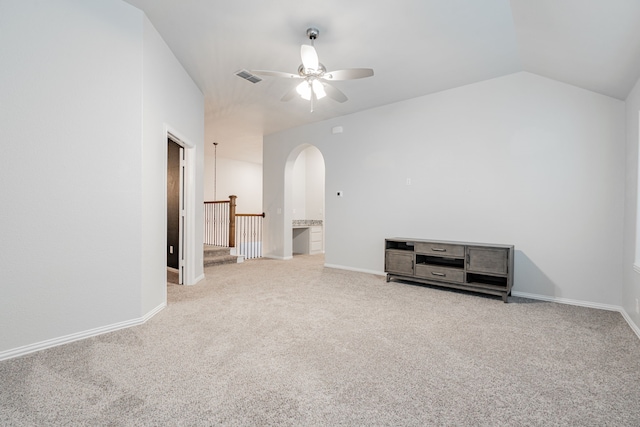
[248,27,374,111]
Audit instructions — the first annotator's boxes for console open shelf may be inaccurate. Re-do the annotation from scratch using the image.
[466,272,508,288]
[385,240,415,251]
[416,255,465,269]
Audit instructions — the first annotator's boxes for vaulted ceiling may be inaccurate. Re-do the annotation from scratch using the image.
[124,0,640,164]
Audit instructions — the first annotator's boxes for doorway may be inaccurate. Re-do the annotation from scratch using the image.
[289,145,325,257]
[167,137,184,284]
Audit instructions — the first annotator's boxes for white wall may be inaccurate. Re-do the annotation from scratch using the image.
[0,0,204,357]
[264,72,625,307]
[304,147,325,221]
[623,75,640,332]
[142,15,204,311]
[291,147,326,221]
[292,150,307,219]
[0,0,143,353]
[204,156,262,214]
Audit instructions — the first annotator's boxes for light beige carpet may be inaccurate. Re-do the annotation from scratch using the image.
[2,254,640,426]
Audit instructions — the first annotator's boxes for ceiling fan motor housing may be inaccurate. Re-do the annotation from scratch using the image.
[298,63,326,77]
[306,27,319,40]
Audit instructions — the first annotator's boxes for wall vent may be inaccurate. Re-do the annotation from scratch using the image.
[235,69,262,84]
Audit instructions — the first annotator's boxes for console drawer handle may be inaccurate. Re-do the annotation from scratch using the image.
[431,272,446,277]
[431,247,446,252]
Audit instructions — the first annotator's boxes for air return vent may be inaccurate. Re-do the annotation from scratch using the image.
[235,69,262,84]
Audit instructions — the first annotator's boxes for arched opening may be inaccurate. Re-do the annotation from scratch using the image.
[283,144,325,259]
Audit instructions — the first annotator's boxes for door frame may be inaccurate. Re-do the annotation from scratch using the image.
[166,138,184,283]
[165,125,197,285]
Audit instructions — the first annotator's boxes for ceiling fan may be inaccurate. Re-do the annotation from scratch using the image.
[251,27,374,111]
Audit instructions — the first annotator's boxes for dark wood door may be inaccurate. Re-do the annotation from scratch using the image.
[167,140,181,270]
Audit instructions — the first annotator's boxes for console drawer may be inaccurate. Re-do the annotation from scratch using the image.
[415,264,464,283]
[414,242,465,258]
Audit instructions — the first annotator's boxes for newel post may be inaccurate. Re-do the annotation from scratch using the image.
[229,195,237,247]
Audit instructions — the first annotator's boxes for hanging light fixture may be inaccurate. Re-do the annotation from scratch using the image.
[296,81,312,100]
[312,79,326,99]
[213,142,218,200]
[296,78,326,101]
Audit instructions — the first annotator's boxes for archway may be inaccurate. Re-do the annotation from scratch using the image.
[283,144,325,259]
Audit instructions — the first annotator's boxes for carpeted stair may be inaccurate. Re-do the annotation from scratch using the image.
[203,245,242,267]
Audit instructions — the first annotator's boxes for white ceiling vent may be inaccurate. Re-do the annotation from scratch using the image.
[235,69,262,84]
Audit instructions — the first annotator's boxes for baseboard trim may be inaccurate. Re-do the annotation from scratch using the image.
[511,291,620,311]
[264,255,293,260]
[0,302,167,362]
[191,273,205,285]
[141,302,166,322]
[511,291,640,340]
[620,309,640,340]
[324,263,386,276]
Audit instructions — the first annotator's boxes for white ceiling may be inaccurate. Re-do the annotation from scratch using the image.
[123,0,640,164]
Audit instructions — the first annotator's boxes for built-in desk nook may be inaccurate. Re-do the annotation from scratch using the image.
[293,220,323,254]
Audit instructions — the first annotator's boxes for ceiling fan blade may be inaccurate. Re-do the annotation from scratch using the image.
[323,82,348,103]
[323,68,374,81]
[301,45,319,71]
[251,70,300,79]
